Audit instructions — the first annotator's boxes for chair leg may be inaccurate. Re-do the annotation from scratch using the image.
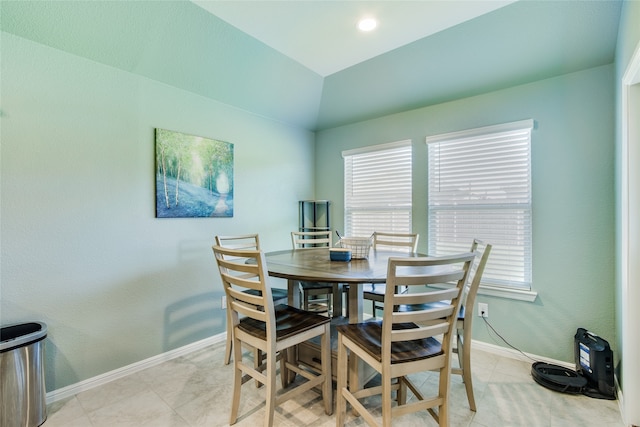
[397,376,407,405]
[375,301,383,319]
[280,350,288,389]
[344,287,349,318]
[348,352,360,417]
[224,310,233,365]
[264,351,277,427]
[336,334,348,427]
[229,335,243,425]
[284,347,296,386]
[254,348,263,388]
[437,364,451,426]
[332,283,343,317]
[456,329,463,368]
[459,327,477,411]
[382,372,393,427]
[321,324,333,415]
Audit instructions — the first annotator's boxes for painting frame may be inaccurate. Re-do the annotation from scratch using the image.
[155,128,234,218]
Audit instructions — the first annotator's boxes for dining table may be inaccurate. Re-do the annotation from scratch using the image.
[264,247,431,384]
[264,247,427,323]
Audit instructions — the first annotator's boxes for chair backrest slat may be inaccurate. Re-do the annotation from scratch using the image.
[215,235,262,272]
[230,299,268,322]
[382,252,476,358]
[373,231,419,253]
[392,304,454,325]
[215,253,261,275]
[213,244,275,334]
[291,230,332,249]
[215,234,261,250]
[390,323,451,343]
[392,270,465,286]
[394,288,460,306]
[461,239,493,315]
[224,282,263,305]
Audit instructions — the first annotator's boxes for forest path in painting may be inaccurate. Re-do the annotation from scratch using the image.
[156,176,233,218]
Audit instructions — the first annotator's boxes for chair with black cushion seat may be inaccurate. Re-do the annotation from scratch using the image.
[215,234,288,365]
[213,245,333,427]
[397,238,492,411]
[336,252,476,427]
[363,231,419,318]
[291,230,338,316]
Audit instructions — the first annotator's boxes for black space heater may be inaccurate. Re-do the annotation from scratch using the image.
[531,328,615,400]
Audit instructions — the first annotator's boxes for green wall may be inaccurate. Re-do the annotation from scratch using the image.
[0,33,314,391]
[316,64,616,363]
[0,0,629,400]
[0,0,324,130]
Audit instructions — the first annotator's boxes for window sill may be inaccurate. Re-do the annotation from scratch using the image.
[429,283,538,302]
[476,284,538,302]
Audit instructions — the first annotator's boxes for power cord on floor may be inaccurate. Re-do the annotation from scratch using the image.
[481,315,620,399]
[480,315,541,363]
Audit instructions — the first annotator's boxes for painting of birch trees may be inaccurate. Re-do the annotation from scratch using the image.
[155,128,234,218]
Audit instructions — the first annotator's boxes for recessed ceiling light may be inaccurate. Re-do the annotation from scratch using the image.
[357,18,377,32]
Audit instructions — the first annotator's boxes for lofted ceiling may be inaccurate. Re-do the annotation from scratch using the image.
[192,1,516,77]
[0,1,623,131]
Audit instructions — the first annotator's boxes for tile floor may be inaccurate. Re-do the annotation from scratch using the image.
[44,342,624,427]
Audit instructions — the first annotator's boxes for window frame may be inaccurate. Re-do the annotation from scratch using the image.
[426,120,537,301]
[342,140,413,238]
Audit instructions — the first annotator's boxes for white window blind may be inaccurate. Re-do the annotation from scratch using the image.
[343,140,412,237]
[426,120,533,290]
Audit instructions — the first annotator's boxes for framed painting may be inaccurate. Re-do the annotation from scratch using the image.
[155,128,234,218]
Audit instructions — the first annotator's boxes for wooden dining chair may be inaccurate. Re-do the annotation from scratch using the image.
[396,238,492,411]
[336,252,476,427]
[215,234,288,365]
[291,230,337,316]
[363,231,419,317]
[452,239,491,411]
[213,245,333,427]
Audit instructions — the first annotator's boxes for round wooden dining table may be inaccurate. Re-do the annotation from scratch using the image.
[264,248,426,323]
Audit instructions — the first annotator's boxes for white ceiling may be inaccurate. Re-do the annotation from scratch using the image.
[192,0,516,76]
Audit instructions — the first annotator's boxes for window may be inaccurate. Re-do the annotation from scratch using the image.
[426,120,533,291]
[343,140,412,237]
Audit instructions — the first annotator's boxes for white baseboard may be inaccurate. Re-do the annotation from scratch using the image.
[615,376,633,427]
[471,339,574,369]
[44,334,595,406]
[46,333,226,404]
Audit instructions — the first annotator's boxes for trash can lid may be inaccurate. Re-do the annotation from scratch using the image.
[0,321,47,353]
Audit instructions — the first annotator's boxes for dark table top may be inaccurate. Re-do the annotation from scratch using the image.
[264,248,427,284]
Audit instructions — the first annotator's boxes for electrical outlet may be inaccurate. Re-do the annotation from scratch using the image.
[221,296,227,310]
[478,303,488,318]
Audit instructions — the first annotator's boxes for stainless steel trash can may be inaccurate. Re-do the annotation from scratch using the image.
[0,322,47,427]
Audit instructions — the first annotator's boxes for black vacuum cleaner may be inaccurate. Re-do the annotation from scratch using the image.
[531,328,615,400]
